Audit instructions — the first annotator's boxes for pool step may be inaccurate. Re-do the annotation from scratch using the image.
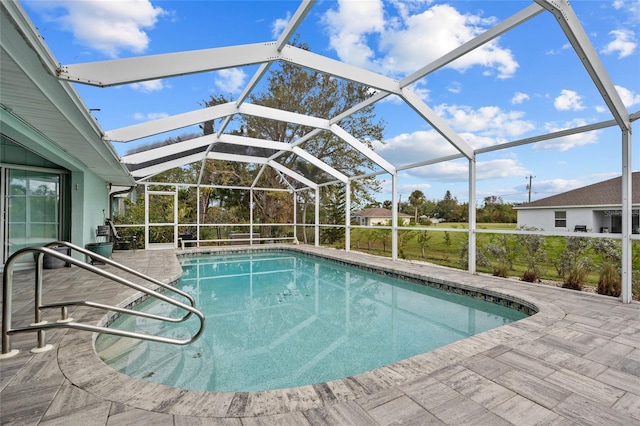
[96,335,143,361]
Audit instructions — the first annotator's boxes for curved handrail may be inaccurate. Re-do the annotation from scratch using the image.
[46,241,196,310]
[2,245,205,356]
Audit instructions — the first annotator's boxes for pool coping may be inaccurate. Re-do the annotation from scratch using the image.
[56,244,569,418]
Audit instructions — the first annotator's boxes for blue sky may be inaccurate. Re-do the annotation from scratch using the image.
[21,0,640,205]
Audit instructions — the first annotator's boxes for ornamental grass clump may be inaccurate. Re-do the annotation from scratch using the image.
[592,238,622,297]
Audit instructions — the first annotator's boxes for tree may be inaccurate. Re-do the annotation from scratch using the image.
[437,190,460,222]
[408,190,426,224]
[320,185,346,245]
[201,40,386,224]
[417,230,432,258]
[478,195,517,223]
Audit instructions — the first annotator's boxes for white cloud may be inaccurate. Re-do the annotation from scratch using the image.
[554,90,585,111]
[378,178,434,201]
[447,81,462,94]
[615,85,640,108]
[534,119,599,151]
[322,0,386,70]
[376,104,536,166]
[133,112,169,121]
[130,79,166,93]
[406,158,530,182]
[601,29,637,58]
[530,178,585,199]
[272,11,291,39]
[408,80,431,102]
[28,0,166,57]
[214,68,247,94]
[435,104,535,138]
[374,130,458,166]
[545,43,571,55]
[322,1,518,78]
[511,92,530,105]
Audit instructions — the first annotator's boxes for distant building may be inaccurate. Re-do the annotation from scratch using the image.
[354,208,411,226]
[515,173,640,233]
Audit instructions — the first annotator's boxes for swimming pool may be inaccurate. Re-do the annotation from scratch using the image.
[96,250,529,392]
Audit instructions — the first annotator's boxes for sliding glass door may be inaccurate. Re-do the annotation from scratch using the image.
[2,168,66,264]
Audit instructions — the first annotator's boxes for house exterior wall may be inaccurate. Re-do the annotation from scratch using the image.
[368,217,389,226]
[517,207,595,231]
[1,115,110,268]
[517,207,638,233]
[360,216,410,226]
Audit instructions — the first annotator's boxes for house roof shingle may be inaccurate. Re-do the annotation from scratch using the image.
[517,172,640,209]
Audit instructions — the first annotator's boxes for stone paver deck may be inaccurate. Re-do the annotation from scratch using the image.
[1,245,639,425]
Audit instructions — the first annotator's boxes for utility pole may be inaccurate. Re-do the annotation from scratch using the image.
[526,175,535,203]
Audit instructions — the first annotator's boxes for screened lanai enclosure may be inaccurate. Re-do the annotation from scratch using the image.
[49,0,637,302]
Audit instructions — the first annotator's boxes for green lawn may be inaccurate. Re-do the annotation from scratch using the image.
[342,223,639,298]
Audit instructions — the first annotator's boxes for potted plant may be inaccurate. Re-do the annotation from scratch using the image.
[85,240,113,264]
[34,245,71,269]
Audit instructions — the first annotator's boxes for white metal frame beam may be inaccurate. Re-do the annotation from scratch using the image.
[131,152,205,178]
[268,160,318,190]
[58,42,281,87]
[120,134,217,164]
[105,102,238,142]
[401,4,545,87]
[330,124,396,174]
[400,87,474,159]
[534,0,629,131]
[58,43,403,96]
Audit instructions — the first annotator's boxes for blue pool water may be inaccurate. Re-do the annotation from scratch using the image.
[96,251,528,392]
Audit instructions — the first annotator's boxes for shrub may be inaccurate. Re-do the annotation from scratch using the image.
[522,270,538,282]
[484,234,516,278]
[597,263,621,296]
[458,234,489,270]
[556,236,592,289]
[398,230,418,260]
[515,226,546,282]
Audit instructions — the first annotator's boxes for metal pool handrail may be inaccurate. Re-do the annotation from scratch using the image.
[46,241,197,309]
[1,243,205,358]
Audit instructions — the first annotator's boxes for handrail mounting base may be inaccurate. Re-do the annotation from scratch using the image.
[31,344,54,354]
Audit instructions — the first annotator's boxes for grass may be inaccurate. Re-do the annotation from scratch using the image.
[341,223,640,298]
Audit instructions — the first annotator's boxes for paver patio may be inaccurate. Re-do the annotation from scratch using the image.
[1,245,638,425]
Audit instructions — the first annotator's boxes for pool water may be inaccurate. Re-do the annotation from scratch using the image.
[96,251,527,392]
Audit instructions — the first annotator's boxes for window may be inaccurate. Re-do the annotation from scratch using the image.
[555,211,566,228]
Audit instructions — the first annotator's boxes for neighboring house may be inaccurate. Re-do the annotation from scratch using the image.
[515,173,640,233]
[1,2,134,270]
[354,208,411,226]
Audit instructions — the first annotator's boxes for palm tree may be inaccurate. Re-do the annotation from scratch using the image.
[408,190,426,224]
